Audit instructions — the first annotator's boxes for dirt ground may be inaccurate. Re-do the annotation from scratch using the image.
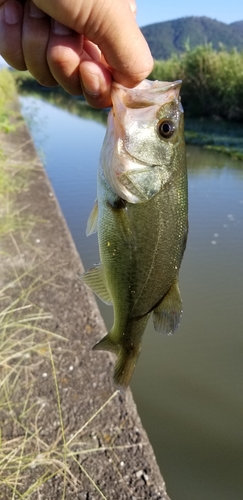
[0,106,171,499]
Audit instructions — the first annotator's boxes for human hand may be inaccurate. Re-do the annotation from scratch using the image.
[0,0,153,108]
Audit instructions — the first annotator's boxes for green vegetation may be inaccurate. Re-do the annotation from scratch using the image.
[141,16,243,60]
[184,118,243,161]
[0,70,30,235]
[0,69,16,108]
[150,45,243,158]
[151,45,243,121]
[0,69,18,133]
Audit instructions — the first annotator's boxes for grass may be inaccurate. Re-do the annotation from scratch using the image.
[184,117,243,161]
[0,69,18,133]
[0,276,56,497]
[0,69,32,236]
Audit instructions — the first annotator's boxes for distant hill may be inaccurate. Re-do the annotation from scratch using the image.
[141,16,243,60]
[230,20,243,36]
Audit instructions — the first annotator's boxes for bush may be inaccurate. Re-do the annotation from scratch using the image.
[150,45,243,121]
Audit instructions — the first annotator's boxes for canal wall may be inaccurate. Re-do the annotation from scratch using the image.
[0,101,171,499]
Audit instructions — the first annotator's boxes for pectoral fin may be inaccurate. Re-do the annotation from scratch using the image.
[86,200,98,236]
[119,167,162,202]
[80,264,112,305]
[153,280,183,334]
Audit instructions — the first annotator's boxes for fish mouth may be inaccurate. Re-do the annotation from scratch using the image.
[111,79,182,109]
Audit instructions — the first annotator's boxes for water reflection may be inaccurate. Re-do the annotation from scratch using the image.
[20,94,243,500]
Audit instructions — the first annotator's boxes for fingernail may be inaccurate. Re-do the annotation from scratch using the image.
[82,72,100,96]
[29,1,46,19]
[53,20,72,36]
[4,0,21,25]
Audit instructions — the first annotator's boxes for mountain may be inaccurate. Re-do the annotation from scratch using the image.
[141,16,243,60]
[230,20,243,36]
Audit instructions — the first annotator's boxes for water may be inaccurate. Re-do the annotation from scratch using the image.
[20,94,243,500]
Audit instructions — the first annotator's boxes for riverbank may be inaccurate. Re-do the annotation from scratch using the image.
[0,74,169,499]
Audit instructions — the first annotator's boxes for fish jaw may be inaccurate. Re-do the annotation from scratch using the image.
[101,80,184,203]
[112,79,182,107]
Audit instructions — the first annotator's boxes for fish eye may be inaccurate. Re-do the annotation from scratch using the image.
[158,119,175,139]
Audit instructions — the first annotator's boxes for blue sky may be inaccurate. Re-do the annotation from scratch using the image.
[136,0,242,27]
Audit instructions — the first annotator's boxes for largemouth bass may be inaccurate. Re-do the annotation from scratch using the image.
[81,79,188,389]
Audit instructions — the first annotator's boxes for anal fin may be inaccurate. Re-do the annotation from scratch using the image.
[153,280,183,335]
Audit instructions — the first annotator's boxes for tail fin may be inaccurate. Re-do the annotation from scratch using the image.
[93,333,141,389]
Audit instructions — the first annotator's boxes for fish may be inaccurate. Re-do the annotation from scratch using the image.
[81,79,188,389]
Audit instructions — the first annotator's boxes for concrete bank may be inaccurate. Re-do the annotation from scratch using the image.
[0,103,171,499]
